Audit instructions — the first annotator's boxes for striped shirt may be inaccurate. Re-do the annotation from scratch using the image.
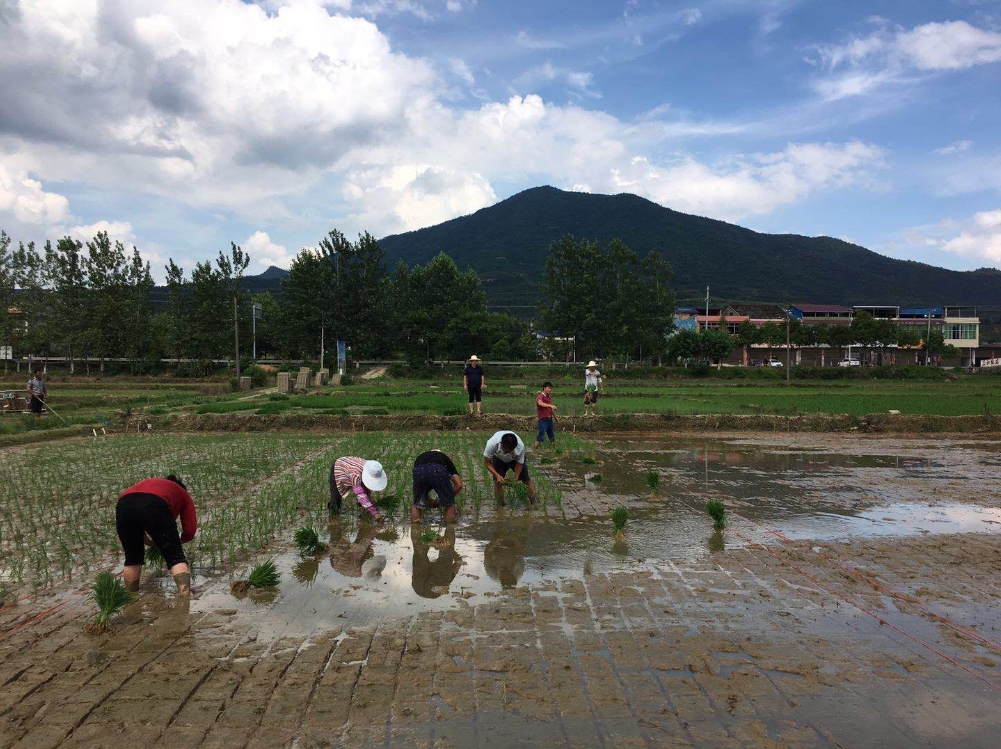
[333,456,379,517]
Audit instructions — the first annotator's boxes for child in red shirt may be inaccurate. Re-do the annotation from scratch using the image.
[534,381,558,449]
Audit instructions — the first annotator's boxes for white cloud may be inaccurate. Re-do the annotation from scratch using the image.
[935,139,973,155]
[902,209,1001,266]
[68,220,137,247]
[244,230,297,269]
[811,20,1001,100]
[513,63,600,97]
[0,162,72,229]
[683,8,703,26]
[606,141,885,221]
[0,0,435,212]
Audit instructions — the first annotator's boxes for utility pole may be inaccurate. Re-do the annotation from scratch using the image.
[234,296,240,380]
[705,286,709,319]
[320,323,325,371]
[785,308,791,383]
[926,309,933,365]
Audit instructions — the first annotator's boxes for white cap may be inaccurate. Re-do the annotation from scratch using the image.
[362,460,388,492]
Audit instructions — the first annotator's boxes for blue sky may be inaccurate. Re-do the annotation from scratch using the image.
[1,0,1000,279]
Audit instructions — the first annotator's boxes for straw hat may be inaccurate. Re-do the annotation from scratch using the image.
[362,460,388,492]
[586,360,598,368]
[468,355,481,362]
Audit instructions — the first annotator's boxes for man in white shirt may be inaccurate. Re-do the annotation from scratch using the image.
[483,430,535,505]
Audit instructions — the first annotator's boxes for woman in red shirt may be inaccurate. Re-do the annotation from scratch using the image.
[116,475,197,595]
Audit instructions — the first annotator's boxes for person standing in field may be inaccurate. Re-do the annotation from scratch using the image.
[584,360,603,417]
[329,457,388,521]
[463,354,486,416]
[116,475,196,595]
[411,449,464,522]
[483,430,535,505]
[534,381,557,448]
[27,368,46,418]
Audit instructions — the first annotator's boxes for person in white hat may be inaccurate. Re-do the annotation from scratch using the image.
[329,456,388,521]
[584,361,603,417]
[463,354,486,416]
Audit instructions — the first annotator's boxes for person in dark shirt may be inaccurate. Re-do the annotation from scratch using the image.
[116,475,197,595]
[412,449,463,522]
[462,355,486,416]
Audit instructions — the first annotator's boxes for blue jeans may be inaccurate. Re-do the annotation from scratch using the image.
[536,418,555,444]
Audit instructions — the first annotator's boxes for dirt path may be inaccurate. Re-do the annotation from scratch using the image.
[1,531,998,748]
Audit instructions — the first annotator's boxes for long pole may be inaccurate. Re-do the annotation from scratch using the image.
[785,309,791,383]
[320,324,325,371]
[926,310,932,365]
[252,313,257,360]
[234,296,240,380]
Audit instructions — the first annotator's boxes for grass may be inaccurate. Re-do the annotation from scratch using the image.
[706,499,728,530]
[293,525,326,555]
[88,571,132,633]
[246,560,281,588]
[611,506,628,534]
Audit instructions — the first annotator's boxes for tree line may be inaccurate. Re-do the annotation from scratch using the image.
[1,225,954,372]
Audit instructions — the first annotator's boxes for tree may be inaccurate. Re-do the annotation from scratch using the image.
[391,253,486,364]
[122,247,155,370]
[698,329,733,368]
[540,235,674,361]
[85,232,128,372]
[666,328,700,366]
[47,236,90,372]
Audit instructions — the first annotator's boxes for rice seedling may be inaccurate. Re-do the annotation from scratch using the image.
[580,456,598,465]
[611,506,628,535]
[293,525,327,556]
[145,543,164,569]
[588,473,603,483]
[374,493,401,515]
[706,499,728,530]
[646,471,660,492]
[231,559,281,594]
[86,571,132,634]
[420,524,440,544]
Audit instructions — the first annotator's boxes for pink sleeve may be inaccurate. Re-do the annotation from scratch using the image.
[353,484,380,517]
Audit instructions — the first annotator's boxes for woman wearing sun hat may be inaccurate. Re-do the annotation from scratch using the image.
[329,457,388,521]
[584,360,603,417]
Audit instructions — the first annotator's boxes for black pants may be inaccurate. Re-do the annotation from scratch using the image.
[115,493,187,567]
[329,464,343,512]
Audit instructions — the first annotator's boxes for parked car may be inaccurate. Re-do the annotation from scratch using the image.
[838,358,861,367]
[767,359,784,367]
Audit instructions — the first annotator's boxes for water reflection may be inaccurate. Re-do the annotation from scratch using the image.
[484,510,530,588]
[327,518,378,578]
[411,524,462,598]
[707,530,725,553]
[292,557,320,586]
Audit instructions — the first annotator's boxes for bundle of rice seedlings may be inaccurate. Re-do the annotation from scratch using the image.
[374,493,400,515]
[510,481,531,503]
[231,559,281,594]
[293,525,327,556]
[706,499,728,530]
[588,473,603,483]
[85,572,132,634]
[611,506,628,538]
[145,543,164,568]
[646,471,660,492]
[419,529,438,544]
[580,456,598,465]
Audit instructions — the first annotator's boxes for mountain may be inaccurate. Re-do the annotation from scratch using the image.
[375,186,1001,310]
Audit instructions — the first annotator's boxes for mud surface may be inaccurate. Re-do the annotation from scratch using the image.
[2,433,999,747]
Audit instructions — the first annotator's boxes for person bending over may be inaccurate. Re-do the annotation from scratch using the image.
[116,475,196,595]
[329,457,388,521]
[483,430,535,505]
[411,449,463,522]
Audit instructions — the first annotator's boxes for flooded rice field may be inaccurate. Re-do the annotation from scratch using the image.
[1,432,999,747]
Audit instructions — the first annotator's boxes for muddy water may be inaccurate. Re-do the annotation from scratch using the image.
[191,435,1000,636]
